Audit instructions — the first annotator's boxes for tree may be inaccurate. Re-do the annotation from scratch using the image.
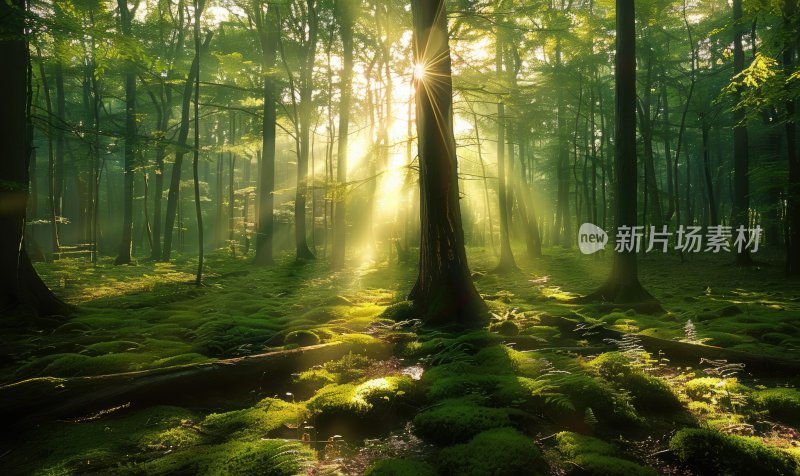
[161,29,212,261]
[192,0,204,285]
[331,0,355,270]
[580,0,659,309]
[254,2,280,266]
[493,14,518,273]
[0,0,69,316]
[113,0,138,265]
[408,0,487,326]
[730,0,752,267]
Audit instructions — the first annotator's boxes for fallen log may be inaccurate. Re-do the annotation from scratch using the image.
[538,314,800,377]
[0,341,391,430]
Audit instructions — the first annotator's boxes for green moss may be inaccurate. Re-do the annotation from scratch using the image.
[548,373,639,427]
[295,368,338,389]
[365,458,437,476]
[669,428,798,476]
[82,340,142,355]
[153,353,211,367]
[489,320,520,336]
[587,353,681,413]
[204,439,314,475]
[754,388,800,425]
[203,398,307,440]
[283,330,320,346]
[381,301,416,322]
[555,431,617,458]
[438,428,548,475]
[413,398,528,445]
[568,454,657,476]
[309,376,415,424]
[26,406,196,475]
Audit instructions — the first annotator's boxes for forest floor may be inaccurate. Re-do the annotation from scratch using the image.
[2,247,800,475]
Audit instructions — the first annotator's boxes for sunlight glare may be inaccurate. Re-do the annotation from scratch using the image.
[413,63,426,81]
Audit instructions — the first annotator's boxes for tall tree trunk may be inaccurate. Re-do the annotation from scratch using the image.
[0,0,69,316]
[228,112,237,255]
[468,103,497,256]
[783,0,800,275]
[636,48,663,228]
[294,0,318,261]
[161,32,212,261]
[35,49,60,254]
[192,0,204,286]
[517,130,542,258]
[494,28,517,272]
[582,0,658,308]
[731,0,752,266]
[408,0,487,326]
[554,39,572,247]
[254,5,279,266]
[701,118,718,226]
[114,0,136,265]
[331,0,354,270]
[53,62,66,236]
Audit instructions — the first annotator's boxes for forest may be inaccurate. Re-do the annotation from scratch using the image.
[1,0,800,473]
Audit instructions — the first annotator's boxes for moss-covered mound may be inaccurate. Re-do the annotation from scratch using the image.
[365,458,438,476]
[438,428,548,476]
[308,376,417,435]
[412,397,532,445]
[669,428,798,476]
[568,454,658,476]
[587,352,681,413]
[754,388,800,426]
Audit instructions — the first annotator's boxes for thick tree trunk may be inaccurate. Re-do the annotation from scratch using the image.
[731,0,752,266]
[408,0,487,327]
[331,0,354,270]
[0,0,69,317]
[580,0,659,309]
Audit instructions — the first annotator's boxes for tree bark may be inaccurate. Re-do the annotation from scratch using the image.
[114,0,137,265]
[331,0,354,270]
[783,0,800,276]
[731,0,752,266]
[161,33,212,261]
[294,0,318,261]
[580,0,659,309]
[0,0,69,317]
[494,28,517,272]
[408,0,487,327]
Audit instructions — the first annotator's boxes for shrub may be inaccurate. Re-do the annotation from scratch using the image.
[568,454,657,476]
[555,432,617,458]
[438,428,548,476]
[754,388,800,426]
[588,353,681,413]
[669,428,797,476]
[413,398,527,445]
[283,330,320,347]
[205,439,314,475]
[365,458,437,476]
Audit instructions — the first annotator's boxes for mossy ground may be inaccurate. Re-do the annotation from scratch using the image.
[2,246,800,474]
